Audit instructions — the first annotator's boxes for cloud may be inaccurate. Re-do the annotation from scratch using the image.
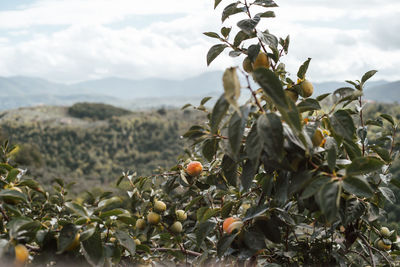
[0,0,399,83]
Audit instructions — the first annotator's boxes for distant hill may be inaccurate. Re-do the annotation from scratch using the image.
[0,72,398,110]
[364,81,400,103]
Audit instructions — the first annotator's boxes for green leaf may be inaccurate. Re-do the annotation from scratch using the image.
[80,228,95,242]
[258,31,278,48]
[317,181,341,223]
[297,98,321,113]
[253,216,281,243]
[370,145,391,162]
[316,93,330,101]
[99,208,127,219]
[203,32,221,39]
[115,230,136,256]
[0,189,27,204]
[196,221,216,247]
[217,233,238,257]
[221,155,238,186]
[297,58,311,79]
[300,176,331,199]
[57,223,79,253]
[223,67,241,113]
[243,231,266,250]
[327,146,337,171]
[243,204,269,221]
[207,44,228,66]
[253,0,278,7]
[245,122,263,162]
[240,159,257,192]
[221,27,231,38]
[342,176,373,198]
[237,16,260,35]
[221,202,235,218]
[346,157,384,176]
[6,168,20,183]
[200,96,212,106]
[257,113,284,161]
[201,208,220,222]
[253,68,288,108]
[214,0,223,9]
[210,94,229,134]
[247,44,261,62]
[378,187,395,204]
[202,138,219,162]
[228,106,250,157]
[330,110,355,141]
[344,198,366,225]
[361,70,377,84]
[65,202,88,217]
[222,3,244,22]
[82,228,104,266]
[96,196,122,212]
[256,11,275,18]
[343,139,362,160]
[380,114,395,126]
[233,30,256,47]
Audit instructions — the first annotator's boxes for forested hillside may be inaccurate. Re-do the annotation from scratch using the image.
[0,103,202,190]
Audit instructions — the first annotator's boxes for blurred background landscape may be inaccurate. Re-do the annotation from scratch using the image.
[0,0,399,230]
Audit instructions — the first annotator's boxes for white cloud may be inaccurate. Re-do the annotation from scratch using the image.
[0,0,399,83]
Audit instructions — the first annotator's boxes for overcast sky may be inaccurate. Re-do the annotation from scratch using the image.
[0,0,399,83]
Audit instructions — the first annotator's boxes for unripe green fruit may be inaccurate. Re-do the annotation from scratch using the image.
[154,200,167,212]
[175,210,187,221]
[242,57,253,73]
[170,221,183,234]
[300,80,314,98]
[380,227,391,238]
[136,218,146,230]
[285,89,298,102]
[147,212,161,225]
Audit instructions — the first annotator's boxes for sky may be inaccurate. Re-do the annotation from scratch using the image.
[0,0,399,83]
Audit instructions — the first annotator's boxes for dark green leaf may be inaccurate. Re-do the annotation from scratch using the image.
[342,176,373,198]
[258,31,278,48]
[221,155,238,186]
[202,138,219,162]
[378,187,395,204]
[317,181,341,223]
[6,168,19,183]
[243,231,266,250]
[247,44,260,62]
[221,27,231,38]
[371,145,391,162]
[0,189,27,204]
[245,122,263,162]
[210,94,229,134]
[214,0,223,9]
[217,233,238,257]
[65,202,88,217]
[297,98,321,113]
[254,68,287,108]
[257,113,284,161]
[80,228,95,242]
[344,198,366,225]
[233,31,256,47]
[253,216,281,243]
[316,93,330,101]
[361,70,377,84]
[240,159,257,192]
[346,157,384,176]
[343,139,362,160]
[200,96,212,106]
[256,11,275,18]
[57,223,79,253]
[243,204,269,221]
[207,44,228,66]
[115,230,136,256]
[203,32,221,39]
[222,3,244,22]
[330,110,355,141]
[253,0,278,7]
[82,229,104,266]
[221,202,235,218]
[297,58,311,79]
[228,106,250,157]
[380,114,395,126]
[237,16,260,35]
[327,146,337,171]
[196,221,216,247]
[300,176,330,199]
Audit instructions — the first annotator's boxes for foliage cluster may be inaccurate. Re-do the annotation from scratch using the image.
[68,103,132,121]
[0,0,400,266]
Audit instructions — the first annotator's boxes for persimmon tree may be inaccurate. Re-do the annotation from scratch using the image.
[1,0,400,266]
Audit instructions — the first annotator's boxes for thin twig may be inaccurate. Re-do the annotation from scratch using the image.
[357,233,376,267]
[151,247,201,257]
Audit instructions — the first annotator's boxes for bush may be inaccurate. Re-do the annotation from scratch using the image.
[68,102,131,120]
[0,1,399,266]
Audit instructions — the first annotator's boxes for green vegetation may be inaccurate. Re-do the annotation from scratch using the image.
[0,0,400,266]
[68,102,132,120]
[0,105,202,189]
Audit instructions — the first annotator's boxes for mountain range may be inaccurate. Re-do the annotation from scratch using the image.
[0,72,399,110]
